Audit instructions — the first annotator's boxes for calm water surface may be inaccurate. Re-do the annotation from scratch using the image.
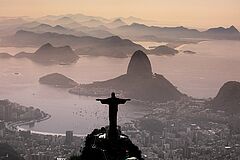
[0,40,239,134]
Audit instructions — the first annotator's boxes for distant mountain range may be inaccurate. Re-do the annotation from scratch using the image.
[1,14,239,41]
[113,23,240,41]
[0,17,28,37]
[37,14,128,29]
[22,23,88,37]
[1,30,145,58]
[2,17,238,59]
[114,23,200,38]
[20,23,116,38]
[24,22,238,42]
[202,25,240,39]
[36,13,151,26]
[0,31,179,59]
[106,18,127,28]
[37,13,109,25]
[204,25,239,34]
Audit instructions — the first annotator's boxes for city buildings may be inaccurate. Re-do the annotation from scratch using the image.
[65,131,73,145]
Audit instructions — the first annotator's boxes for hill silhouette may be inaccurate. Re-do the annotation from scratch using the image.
[23,23,87,37]
[71,128,143,160]
[0,143,24,160]
[113,23,240,41]
[212,81,240,113]
[127,50,152,77]
[204,25,239,34]
[15,43,79,64]
[113,23,201,40]
[70,50,183,102]
[107,18,127,28]
[1,30,145,58]
[39,73,78,88]
[203,25,240,40]
[149,45,178,55]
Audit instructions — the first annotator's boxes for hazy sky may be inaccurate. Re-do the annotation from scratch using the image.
[0,0,240,29]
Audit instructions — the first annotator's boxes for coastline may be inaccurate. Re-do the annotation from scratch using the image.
[16,126,86,137]
[5,113,51,131]
[5,112,86,137]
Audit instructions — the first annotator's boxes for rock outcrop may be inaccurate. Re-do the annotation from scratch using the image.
[212,81,240,113]
[39,73,78,88]
[127,50,152,77]
[70,50,183,102]
[149,45,178,55]
[0,143,24,160]
[32,43,79,64]
[71,127,143,160]
[15,43,79,64]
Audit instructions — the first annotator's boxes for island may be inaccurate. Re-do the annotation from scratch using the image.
[14,43,79,64]
[148,45,179,55]
[183,50,196,54]
[39,73,78,88]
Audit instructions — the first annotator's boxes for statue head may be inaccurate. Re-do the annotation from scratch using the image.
[111,92,116,98]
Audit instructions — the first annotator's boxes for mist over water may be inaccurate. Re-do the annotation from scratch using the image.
[151,40,240,98]
[0,40,240,134]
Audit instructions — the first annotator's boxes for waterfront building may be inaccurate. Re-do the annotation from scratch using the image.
[65,131,73,145]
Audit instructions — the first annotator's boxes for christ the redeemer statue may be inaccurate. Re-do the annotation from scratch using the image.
[96,92,130,139]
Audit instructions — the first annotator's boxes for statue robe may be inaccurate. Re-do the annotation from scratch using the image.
[99,97,128,130]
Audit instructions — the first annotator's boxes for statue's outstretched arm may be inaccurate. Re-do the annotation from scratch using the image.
[96,98,109,104]
[118,98,131,104]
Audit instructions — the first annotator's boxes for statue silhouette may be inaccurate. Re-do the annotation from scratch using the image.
[96,92,130,139]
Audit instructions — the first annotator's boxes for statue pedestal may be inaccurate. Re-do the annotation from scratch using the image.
[105,125,121,140]
[78,127,143,160]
